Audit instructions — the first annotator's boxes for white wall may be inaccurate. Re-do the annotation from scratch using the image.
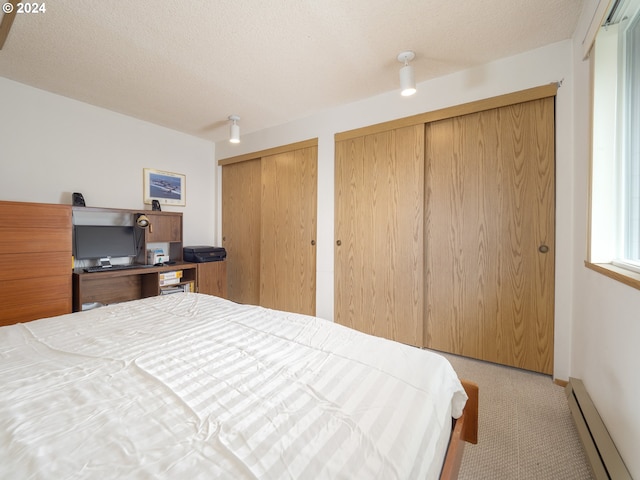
[0,77,217,247]
[570,1,640,477]
[216,40,576,383]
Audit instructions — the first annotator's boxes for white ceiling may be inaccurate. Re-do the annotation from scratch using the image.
[0,0,584,142]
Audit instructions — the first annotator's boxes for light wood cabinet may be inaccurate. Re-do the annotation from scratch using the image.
[0,201,72,326]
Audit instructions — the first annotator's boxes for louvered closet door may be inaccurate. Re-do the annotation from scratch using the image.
[260,146,317,316]
[424,97,555,374]
[222,159,261,305]
[335,124,424,347]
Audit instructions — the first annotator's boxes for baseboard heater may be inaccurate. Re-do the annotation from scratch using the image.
[565,378,631,480]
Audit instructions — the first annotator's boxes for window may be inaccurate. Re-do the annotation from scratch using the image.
[591,0,640,280]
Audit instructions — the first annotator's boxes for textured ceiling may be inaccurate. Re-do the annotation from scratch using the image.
[0,0,583,142]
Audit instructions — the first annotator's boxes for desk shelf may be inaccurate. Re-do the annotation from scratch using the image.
[72,263,197,311]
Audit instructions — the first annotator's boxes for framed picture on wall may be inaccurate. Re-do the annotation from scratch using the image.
[143,168,186,207]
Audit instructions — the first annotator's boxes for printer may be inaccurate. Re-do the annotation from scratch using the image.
[183,246,227,263]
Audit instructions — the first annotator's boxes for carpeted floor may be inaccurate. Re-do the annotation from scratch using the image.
[438,352,595,480]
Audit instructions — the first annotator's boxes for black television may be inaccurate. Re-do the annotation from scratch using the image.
[74,225,137,260]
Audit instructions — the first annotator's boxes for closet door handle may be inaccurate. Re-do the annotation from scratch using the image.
[311,240,316,246]
[538,244,549,254]
[336,240,342,246]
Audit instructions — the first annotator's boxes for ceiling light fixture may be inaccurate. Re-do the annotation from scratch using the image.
[397,51,416,97]
[228,115,240,143]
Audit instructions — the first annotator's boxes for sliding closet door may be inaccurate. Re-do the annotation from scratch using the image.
[424,97,555,374]
[222,159,261,305]
[260,146,317,316]
[335,124,424,347]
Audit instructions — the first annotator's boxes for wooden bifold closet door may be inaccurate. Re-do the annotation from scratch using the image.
[260,147,317,315]
[334,89,555,374]
[335,124,425,347]
[222,159,262,306]
[221,141,317,316]
[424,97,555,374]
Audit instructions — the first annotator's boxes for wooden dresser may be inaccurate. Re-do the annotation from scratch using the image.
[0,201,72,326]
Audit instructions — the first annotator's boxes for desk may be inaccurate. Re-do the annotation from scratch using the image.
[72,263,197,312]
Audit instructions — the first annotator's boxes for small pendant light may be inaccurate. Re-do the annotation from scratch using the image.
[228,115,240,143]
[397,51,416,96]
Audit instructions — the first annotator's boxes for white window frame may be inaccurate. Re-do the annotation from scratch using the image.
[589,0,640,288]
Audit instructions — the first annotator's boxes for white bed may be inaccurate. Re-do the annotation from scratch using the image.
[0,293,470,479]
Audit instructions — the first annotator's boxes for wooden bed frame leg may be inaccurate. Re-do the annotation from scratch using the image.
[440,379,479,480]
[460,379,478,444]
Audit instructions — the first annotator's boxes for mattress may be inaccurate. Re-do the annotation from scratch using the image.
[0,293,467,479]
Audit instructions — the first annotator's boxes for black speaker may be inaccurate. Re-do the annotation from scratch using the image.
[72,192,86,207]
[152,199,161,211]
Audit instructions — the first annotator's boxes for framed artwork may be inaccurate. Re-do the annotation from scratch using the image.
[143,168,186,207]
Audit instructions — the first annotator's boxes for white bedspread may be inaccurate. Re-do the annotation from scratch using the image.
[0,293,467,479]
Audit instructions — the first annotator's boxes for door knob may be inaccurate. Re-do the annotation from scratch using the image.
[311,240,316,246]
[336,240,342,246]
[538,244,549,254]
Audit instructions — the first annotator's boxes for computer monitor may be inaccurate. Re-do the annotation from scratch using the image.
[74,225,137,260]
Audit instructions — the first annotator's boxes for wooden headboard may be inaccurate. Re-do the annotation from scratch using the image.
[0,200,72,326]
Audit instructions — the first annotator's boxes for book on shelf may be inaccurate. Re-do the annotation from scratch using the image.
[159,270,183,281]
[159,277,181,286]
[160,283,191,295]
